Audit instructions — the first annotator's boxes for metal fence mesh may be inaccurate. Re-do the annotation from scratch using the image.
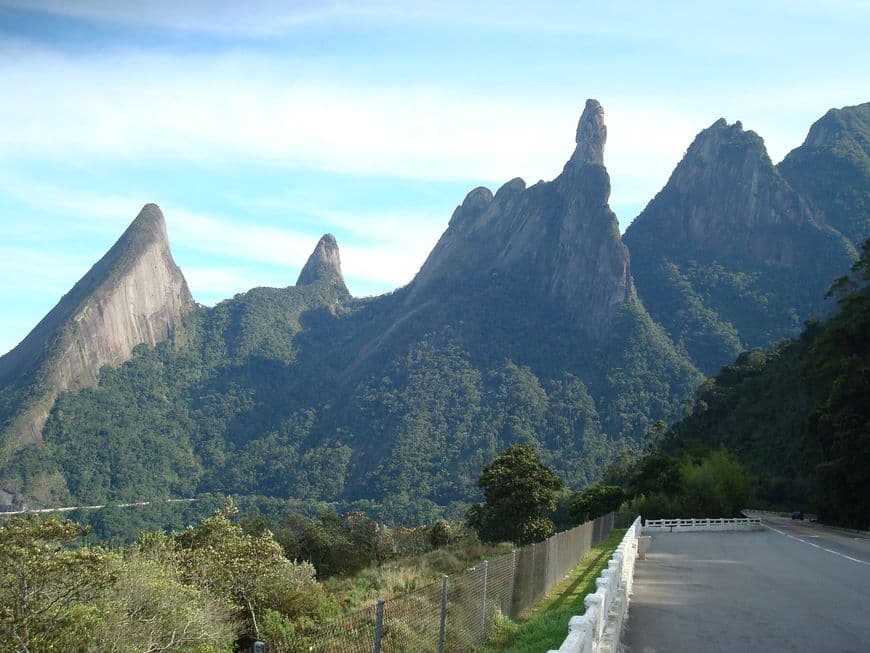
[286,513,613,653]
[382,580,443,651]
[291,604,378,653]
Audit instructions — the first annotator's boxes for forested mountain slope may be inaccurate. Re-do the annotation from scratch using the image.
[624,118,857,375]
[0,101,701,519]
[661,241,870,527]
[0,205,193,504]
[779,102,870,249]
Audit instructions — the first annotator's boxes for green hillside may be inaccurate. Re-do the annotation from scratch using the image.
[660,241,870,527]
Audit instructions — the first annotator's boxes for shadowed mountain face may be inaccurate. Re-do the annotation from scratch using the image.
[0,101,864,520]
[779,102,870,249]
[0,204,193,456]
[624,118,857,374]
[412,99,631,335]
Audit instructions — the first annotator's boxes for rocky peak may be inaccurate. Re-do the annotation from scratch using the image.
[133,202,169,238]
[779,102,870,248]
[410,99,632,333]
[448,187,493,229]
[633,117,812,253]
[624,113,857,374]
[683,118,765,167]
[297,234,347,291]
[461,186,493,214]
[570,99,607,167]
[0,203,194,447]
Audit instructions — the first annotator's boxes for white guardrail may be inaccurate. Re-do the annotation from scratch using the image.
[643,517,762,533]
[547,516,641,653]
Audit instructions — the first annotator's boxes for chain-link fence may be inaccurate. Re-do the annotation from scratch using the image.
[288,512,614,653]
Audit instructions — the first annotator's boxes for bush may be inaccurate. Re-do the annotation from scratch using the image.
[568,484,626,524]
[430,519,453,547]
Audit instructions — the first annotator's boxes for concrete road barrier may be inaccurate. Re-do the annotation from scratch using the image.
[548,516,641,653]
[642,517,762,533]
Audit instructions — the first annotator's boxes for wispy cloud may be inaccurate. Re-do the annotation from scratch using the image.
[0,0,356,37]
[0,46,567,181]
[0,173,448,303]
[0,246,95,295]
[3,40,861,213]
[8,1,869,44]
[0,45,718,214]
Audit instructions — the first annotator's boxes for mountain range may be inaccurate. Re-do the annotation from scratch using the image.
[1,99,867,520]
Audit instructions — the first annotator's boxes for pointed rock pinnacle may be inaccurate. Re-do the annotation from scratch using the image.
[297,234,347,290]
[571,99,607,166]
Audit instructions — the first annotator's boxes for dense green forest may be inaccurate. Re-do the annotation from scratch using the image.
[1,268,701,523]
[625,241,870,528]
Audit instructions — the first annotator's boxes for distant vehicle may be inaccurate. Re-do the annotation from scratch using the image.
[791,511,804,520]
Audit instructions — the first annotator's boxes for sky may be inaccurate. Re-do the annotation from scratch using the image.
[0,1,868,356]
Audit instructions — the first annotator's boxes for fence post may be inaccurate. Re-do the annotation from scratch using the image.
[373,598,385,653]
[542,537,550,595]
[530,543,536,601]
[508,550,517,619]
[479,559,489,642]
[438,575,448,653]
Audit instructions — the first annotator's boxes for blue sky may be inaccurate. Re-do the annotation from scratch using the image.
[1,1,868,356]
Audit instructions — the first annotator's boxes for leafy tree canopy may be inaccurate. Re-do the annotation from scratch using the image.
[466,444,564,545]
[568,483,626,524]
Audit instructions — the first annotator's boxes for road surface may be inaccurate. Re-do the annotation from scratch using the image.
[623,516,870,652]
[0,497,197,516]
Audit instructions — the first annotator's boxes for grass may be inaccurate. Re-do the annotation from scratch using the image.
[322,539,516,613]
[476,528,627,653]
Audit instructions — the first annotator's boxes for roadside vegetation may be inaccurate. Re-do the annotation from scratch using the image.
[0,444,595,652]
[0,499,515,652]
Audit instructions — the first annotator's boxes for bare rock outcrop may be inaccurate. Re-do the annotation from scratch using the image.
[570,98,607,167]
[0,203,194,449]
[626,118,855,266]
[296,233,348,292]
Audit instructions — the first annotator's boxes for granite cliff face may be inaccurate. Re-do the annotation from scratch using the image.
[628,119,847,264]
[624,119,856,373]
[779,102,870,248]
[412,99,632,333]
[0,204,194,451]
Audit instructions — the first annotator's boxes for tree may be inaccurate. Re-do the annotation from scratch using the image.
[466,444,564,545]
[84,552,237,653]
[569,484,626,524]
[624,449,756,519]
[628,451,682,497]
[0,517,115,652]
[679,450,756,517]
[429,519,453,547]
[173,499,325,641]
[643,419,667,451]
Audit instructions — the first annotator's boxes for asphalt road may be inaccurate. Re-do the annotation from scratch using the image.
[622,518,870,652]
